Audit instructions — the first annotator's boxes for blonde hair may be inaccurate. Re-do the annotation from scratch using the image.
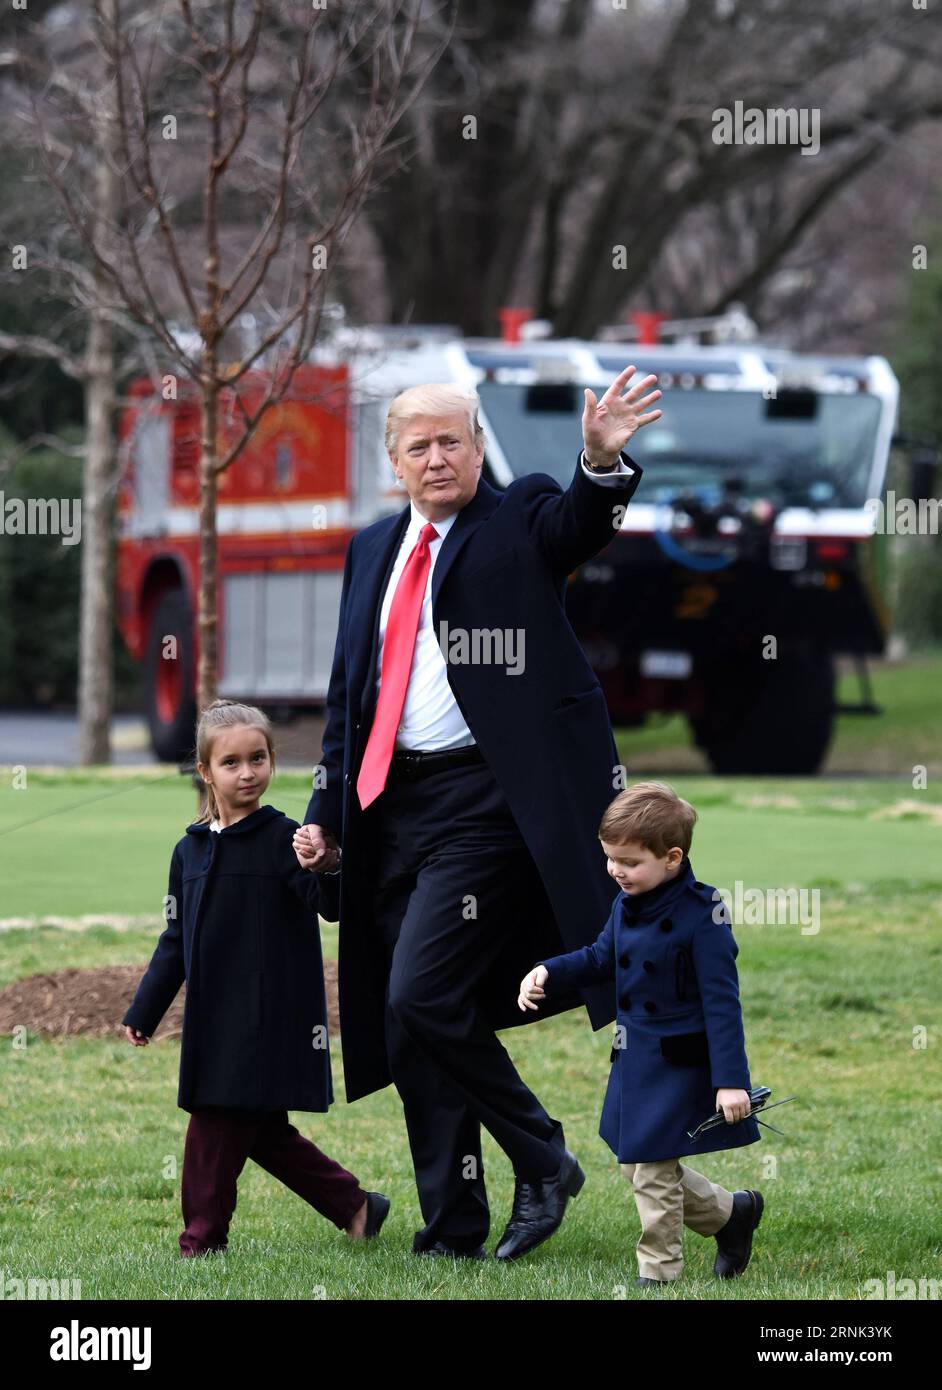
[194,699,276,826]
[385,383,486,456]
[599,781,698,857]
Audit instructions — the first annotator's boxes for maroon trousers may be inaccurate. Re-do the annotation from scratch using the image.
[180,1106,367,1255]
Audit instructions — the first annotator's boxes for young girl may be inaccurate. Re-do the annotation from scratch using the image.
[123,699,389,1256]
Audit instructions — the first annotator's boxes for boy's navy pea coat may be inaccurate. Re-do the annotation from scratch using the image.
[122,804,333,1113]
[539,855,761,1164]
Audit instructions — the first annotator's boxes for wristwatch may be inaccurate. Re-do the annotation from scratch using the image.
[582,448,618,473]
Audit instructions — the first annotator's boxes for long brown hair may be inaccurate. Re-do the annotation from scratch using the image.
[194,699,276,825]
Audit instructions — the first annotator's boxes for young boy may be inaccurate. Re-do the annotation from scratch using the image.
[518,780,763,1286]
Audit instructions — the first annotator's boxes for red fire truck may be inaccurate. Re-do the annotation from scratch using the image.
[116,318,903,772]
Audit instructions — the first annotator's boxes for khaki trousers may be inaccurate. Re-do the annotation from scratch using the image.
[620,1158,735,1281]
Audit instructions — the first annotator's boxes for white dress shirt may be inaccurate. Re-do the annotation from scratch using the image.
[375,506,471,751]
[375,451,635,751]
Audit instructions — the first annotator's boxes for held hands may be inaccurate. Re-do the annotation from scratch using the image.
[518,964,549,1012]
[582,364,663,467]
[716,1087,752,1124]
[292,823,340,873]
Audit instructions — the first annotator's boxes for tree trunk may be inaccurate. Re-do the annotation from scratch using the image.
[77,311,116,764]
[77,37,119,766]
[197,385,219,713]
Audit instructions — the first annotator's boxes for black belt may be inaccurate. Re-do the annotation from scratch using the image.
[389,744,485,781]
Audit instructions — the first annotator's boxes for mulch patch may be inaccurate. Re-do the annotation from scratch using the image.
[0,962,340,1039]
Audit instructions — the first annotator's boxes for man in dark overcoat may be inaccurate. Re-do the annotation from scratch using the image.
[294,366,662,1259]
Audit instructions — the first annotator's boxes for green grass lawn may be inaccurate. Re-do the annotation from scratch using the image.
[616,648,942,775]
[2,750,941,1297]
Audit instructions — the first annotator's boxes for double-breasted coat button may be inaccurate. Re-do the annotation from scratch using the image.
[619,951,632,968]
[643,1000,657,1013]
[642,960,656,973]
[660,917,673,932]
[621,995,632,1009]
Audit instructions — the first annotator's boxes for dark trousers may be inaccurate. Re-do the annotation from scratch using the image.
[371,756,566,1253]
[179,1106,366,1255]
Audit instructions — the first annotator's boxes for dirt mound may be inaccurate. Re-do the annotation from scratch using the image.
[0,961,340,1039]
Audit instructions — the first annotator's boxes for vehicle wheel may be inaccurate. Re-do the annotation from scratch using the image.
[690,649,835,775]
[145,589,197,762]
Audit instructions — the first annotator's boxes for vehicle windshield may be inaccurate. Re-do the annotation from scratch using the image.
[477,383,883,509]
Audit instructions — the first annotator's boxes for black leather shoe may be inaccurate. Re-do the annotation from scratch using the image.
[363,1191,390,1239]
[635,1275,668,1287]
[713,1189,764,1278]
[493,1149,586,1261]
[414,1241,489,1261]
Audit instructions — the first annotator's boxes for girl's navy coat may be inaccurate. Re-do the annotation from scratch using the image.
[122,804,333,1114]
[539,855,761,1164]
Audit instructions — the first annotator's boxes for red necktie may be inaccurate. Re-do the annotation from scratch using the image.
[356,521,439,810]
